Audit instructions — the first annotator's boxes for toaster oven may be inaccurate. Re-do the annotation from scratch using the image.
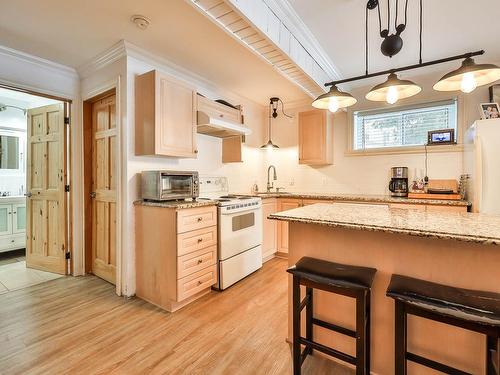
[141,171,199,201]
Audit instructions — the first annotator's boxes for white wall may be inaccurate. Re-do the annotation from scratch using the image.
[124,55,267,295]
[268,70,489,195]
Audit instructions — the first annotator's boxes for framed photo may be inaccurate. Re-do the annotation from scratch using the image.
[479,103,500,120]
[489,84,500,103]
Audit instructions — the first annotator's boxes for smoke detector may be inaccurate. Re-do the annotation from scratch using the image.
[131,15,151,30]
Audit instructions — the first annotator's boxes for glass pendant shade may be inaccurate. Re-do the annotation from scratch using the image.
[260,139,279,149]
[312,85,357,112]
[365,73,422,104]
[433,57,500,92]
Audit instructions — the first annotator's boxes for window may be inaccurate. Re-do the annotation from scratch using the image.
[353,100,457,151]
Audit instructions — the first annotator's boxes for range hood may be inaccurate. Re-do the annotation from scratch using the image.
[197,111,252,138]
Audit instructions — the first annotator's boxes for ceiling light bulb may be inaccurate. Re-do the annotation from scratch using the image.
[460,72,478,93]
[328,98,339,113]
[386,86,399,104]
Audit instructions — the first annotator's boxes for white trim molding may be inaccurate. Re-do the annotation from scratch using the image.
[0,44,78,79]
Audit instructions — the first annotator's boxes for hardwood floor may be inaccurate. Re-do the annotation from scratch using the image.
[0,258,353,375]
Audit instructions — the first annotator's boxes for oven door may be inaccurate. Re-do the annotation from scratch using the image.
[219,206,262,261]
[160,174,194,200]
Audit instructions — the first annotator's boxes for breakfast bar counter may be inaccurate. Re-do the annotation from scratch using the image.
[269,204,500,374]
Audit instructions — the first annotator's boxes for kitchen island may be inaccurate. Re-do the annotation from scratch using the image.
[269,203,500,374]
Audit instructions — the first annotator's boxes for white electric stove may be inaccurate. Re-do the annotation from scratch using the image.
[199,176,262,290]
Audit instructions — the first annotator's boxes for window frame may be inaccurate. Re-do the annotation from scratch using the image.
[346,97,464,156]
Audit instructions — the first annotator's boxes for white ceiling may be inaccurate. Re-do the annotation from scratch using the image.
[0,0,308,105]
[287,0,500,86]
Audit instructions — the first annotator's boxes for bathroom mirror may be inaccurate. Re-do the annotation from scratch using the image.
[0,135,20,169]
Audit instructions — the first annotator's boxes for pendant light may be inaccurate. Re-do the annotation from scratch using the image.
[365,73,421,104]
[261,97,287,150]
[312,85,357,113]
[433,57,500,93]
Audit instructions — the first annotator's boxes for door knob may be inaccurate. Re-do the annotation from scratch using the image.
[90,192,96,199]
[25,192,32,198]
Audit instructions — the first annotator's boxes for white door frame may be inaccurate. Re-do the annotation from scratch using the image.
[81,77,122,296]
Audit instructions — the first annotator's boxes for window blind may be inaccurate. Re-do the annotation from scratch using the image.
[353,100,457,150]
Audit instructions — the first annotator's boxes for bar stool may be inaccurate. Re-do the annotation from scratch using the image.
[386,274,500,375]
[287,257,376,375]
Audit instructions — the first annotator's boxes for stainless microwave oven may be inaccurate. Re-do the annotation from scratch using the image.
[141,171,199,201]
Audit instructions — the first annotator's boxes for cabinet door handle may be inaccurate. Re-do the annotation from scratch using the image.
[197,259,203,264]
[197,217,203,222]
[197,280,202,286]
[197,238,203,243]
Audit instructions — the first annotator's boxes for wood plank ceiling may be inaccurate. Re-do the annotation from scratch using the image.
[191,0,328,99]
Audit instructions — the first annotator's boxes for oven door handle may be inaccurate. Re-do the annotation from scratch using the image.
[220,207,262,215]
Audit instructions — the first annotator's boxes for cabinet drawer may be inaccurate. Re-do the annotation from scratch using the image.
[177,245,217,279]
[0,235,25,250]
[177,206,217,233]
[177,264,217,302]
[177,226,217,256]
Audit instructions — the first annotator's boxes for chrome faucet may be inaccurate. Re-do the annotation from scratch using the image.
[267,165,277,192]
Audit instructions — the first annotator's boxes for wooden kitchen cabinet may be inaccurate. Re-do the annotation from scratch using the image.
[135,204,217,312]
[261,198,278,261]
[298,109,333,165]
[135,70,197,158]
[276,199,302,255]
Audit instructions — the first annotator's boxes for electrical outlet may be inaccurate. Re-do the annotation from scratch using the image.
[289,178,295,186]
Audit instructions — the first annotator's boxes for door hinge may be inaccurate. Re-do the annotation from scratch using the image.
[65,251,71,260]
[65,184,70,192]
[64,116,70,125]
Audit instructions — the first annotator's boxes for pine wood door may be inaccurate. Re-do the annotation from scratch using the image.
[26,103,67,274]
[91,95,117,284]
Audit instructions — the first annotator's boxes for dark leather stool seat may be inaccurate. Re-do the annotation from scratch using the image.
[289,257,377,290]
[387,274,500,375]
[287,257,376,375]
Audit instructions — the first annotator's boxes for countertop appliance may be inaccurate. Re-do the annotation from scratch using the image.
[199,176,262,290]
[141,170,199,201]
[389,167,409,197]
[464,119,500,214]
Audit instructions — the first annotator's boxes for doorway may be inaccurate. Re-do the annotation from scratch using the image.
[0,87,69,293]
[83,90,117,285]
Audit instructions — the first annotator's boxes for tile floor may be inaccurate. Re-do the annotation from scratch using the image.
[0,250,63,294]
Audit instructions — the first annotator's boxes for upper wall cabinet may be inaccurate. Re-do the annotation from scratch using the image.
[298,110,333,165]
[135,70,197,158]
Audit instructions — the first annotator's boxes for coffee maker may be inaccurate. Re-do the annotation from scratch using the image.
[389,167,409,197]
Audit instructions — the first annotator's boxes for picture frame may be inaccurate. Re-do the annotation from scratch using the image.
[489,84,500,103]
[479,102,500,120]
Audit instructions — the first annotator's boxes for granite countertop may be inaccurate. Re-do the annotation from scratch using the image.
[269,203,500,245]
[134,199,218,210]
[252,192,470,207]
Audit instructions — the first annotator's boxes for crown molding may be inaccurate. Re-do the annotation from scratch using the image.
[264,0,341,82]
[0,44,78,79]
[77,40,127,79]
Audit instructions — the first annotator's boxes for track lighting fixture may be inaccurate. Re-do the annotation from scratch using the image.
[312,1,500,110]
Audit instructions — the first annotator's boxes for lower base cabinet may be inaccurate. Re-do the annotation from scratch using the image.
[0,198,26,254]
[261,198,278,260]
[135,204,218,312]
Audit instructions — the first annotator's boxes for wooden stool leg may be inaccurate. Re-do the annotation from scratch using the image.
[486,335,499,375]
[305,287,313,357]
[356,290,368,375]
[292,275,301,375]
[395,300,407,375]
[365,291,371,375]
